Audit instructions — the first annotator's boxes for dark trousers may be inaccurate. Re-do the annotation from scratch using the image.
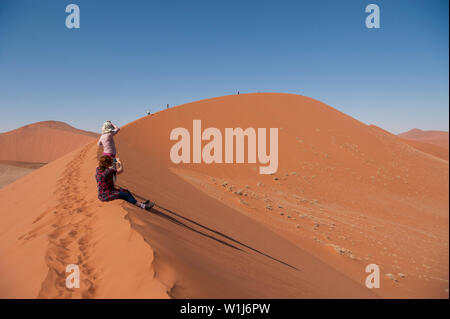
[118,190,137,205]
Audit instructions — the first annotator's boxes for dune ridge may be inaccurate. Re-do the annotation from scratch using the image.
[0,143,169,298]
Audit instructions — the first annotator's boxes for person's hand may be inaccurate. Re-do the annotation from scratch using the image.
[115,157,124,174]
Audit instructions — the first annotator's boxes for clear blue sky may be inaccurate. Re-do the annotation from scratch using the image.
[0,0,448,134]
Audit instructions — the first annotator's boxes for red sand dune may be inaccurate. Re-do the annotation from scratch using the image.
[398,139,449,162]
[371,125,449,161]
[0,93,448,298]
[0,121,98,164]
[398,128,449,149]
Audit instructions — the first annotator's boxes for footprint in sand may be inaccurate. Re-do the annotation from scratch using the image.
[38,144,98,299]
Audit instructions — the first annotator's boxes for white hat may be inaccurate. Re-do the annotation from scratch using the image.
[102,121,114,134]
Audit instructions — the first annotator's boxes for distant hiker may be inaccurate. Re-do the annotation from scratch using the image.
[166,104,169,109]
[147,110,151,116]
[237,91,240,95]
[97,121,120,158]
[95,155,155,210]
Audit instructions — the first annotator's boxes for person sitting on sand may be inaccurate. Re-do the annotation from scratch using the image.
[95,155,155,210]
[97,121,120,158]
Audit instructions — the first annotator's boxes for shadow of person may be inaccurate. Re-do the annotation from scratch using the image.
[116,184,299,270]
[121,188,300,271]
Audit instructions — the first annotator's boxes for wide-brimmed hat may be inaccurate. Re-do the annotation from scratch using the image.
[102,121,114,134]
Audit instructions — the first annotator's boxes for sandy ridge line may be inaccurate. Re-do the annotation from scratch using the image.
[32,142,170,298]
[37,144,98,298]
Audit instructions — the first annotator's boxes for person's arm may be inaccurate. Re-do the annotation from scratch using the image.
[115,158,124,175]
[110,122,120,135]
[97,138,103,159]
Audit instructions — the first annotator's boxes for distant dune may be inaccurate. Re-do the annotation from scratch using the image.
[370,126,449,161]
[0,121,98,190]
[398,128,449,149]
[0,121,98,164]
[0,94,447,298]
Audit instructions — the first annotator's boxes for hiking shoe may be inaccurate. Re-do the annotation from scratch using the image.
[145,200,155,210]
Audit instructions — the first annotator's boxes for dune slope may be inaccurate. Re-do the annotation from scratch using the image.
[398,128,449,149]
[371,125,448,161]
[0,143,168,298]
[0,121,98,164]
[116,93,448,298]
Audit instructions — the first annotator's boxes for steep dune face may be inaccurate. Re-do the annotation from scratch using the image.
[0,121,98,164]
[116,93,448,298]
[399,128,449,149]
[0,93,447,298]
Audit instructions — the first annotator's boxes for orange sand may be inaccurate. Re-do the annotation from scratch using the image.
[398,128,449,149]
[0,93,448,298]
[371,125,448,161]
[0,121,98,164]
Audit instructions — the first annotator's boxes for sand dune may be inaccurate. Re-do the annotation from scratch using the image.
[399,128,449,149]
[398,138,449,161]
[0,121,98,164]
[371,125,449,161]
[0,121,98,189]
[0,93,448,298]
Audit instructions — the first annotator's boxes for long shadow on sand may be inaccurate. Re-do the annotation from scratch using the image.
[147,206,243,252]
[123,188,299,271]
